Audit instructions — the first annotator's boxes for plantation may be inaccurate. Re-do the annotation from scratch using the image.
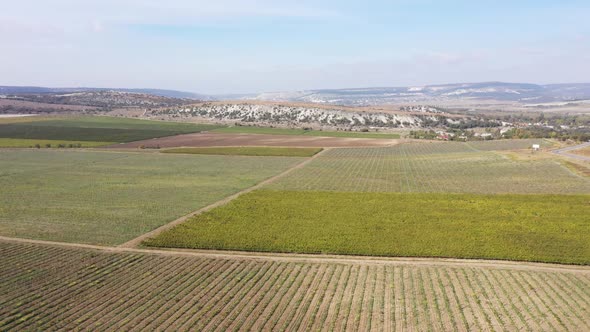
[2,239,589,331]
[162,147,322,157]
[0,116,221,143]
[213,126,401,139]
[0,150,303,245]
[269,143,590,194]
[145,190,590,265]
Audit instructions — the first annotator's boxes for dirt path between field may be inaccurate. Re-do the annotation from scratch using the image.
[1,235,589,274]
[118,148,331,248]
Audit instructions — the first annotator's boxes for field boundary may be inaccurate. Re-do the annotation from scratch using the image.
[2,235,590,273]
[118,148,332,248]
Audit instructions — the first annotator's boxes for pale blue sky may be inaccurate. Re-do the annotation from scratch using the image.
[1,0,589,94]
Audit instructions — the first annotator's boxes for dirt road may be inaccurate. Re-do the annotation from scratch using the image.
[1,235,589,274]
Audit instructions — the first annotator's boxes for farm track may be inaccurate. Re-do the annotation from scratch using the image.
[2,235,590,274]
[1,238,590,331]
[118,148,331,248]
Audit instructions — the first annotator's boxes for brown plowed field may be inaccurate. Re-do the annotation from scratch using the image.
[2,239,589,331]
[107,132,399,148]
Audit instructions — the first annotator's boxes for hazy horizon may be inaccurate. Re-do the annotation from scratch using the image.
[4,80,590,96]
[2,0,589,94]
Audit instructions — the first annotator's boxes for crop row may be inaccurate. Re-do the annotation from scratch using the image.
[1,240,589,331]
[270,142,590,194]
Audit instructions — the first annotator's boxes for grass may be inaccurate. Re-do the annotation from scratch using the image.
[145,190,590,265]
[269,143,590,194]
[161,147,322,157]
[0,116,221,143]
[212,126,400,139]
[0,138,113,148]
[0,150,304,245]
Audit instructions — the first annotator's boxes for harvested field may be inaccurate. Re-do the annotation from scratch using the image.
[1,239,589,331]
[269,142,590,194]
[108,132,399,149]
[146,190,590,265]
[161,147,322,157]
[0,150,303,245]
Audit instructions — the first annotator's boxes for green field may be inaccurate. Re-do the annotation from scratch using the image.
[28,116,218,131]
[213,126,401,139]
[269,142,590,194]
[0,150,303,245]
[0,138,114,148]
[0,116,59,124]
[162,147,322,157]
[0,116,221,143]
[145,190,590,264]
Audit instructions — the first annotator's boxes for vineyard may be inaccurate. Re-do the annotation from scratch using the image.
[213,126,401,139]
[1,239,589,331]
[146,191,590,264]
[466,138,553,151]
[162,147,323,157]
[269,142,590,194]
[0,150,303,245]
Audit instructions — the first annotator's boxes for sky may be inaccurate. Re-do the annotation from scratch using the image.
[1,0,589,94]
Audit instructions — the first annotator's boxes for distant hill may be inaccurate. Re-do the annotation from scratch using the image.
[245,82,590,106]
[0,86,210,100]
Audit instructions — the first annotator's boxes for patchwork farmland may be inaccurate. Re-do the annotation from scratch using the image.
[1,239,589,331]
[1,114,589,331]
